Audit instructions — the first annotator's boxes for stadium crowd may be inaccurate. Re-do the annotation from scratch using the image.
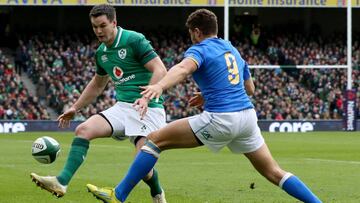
[0,49,50,120]
[3,28,360,121]
[13,35,117,121]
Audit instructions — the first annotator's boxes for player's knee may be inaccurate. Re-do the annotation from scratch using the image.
[141,139,161,158]
[75,123,93,140]
[147,131,157,141]
[146,131,165,148]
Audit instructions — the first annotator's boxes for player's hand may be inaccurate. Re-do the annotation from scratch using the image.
[133,97,149,120]
[140,83,163,102]
[57,106,76,128]
[189,92,204,109]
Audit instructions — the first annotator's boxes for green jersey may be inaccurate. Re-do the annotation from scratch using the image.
[95,27,163,108]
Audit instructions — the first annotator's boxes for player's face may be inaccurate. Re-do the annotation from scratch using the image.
[90,15,117,44]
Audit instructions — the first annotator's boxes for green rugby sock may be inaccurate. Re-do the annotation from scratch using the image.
[57,137,89,186]
[143,169,163,197]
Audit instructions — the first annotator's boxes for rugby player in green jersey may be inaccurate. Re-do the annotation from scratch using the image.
[30,4,167,203]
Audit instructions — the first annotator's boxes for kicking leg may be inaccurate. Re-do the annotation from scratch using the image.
[244,143,322,203]
[57,114,112,185]
[31,114,112,197]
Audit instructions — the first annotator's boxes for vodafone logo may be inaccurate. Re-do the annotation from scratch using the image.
[113,66,124,79]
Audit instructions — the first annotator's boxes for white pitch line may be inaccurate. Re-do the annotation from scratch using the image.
[1,139,130,148]
[0,164,16,168]
[0,139,33,143]
[1,140,131,149]
[304,158,360,165]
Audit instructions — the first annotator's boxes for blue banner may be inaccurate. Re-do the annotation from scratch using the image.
[1,120,359,133]
[258,120,359,132]
[0,120,81,133]
[343,89,357,131]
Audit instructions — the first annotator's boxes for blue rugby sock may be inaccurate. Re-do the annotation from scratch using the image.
[280,173,322,203]
[115,150,158,202]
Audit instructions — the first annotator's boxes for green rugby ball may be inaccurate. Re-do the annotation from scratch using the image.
[32,136,60,164]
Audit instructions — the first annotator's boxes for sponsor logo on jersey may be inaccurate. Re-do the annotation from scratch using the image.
[113,66,124,79]
[269,122,314,132]
[101,55,108,63]
[118,49,127,59]
[114,74,136,86]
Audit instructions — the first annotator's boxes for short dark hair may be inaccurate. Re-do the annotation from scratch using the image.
[89,4,116,22]
[186,9,218,36]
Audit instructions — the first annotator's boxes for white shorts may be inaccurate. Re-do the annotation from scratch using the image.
[188,108,264,154]
[100,101,166,143]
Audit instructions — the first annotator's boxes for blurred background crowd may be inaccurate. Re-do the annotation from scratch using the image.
[1,26,359,121]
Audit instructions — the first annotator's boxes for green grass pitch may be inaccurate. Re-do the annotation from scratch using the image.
[0,132,359,203]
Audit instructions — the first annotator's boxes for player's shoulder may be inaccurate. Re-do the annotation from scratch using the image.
[122,29,146,44]
[95,43,106,54]
[94,44,105,62]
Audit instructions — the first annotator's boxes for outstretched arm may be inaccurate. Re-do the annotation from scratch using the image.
[133,56,167,119]
[141,58,197,100]
[72,74,110,110]
[58,74,109,128]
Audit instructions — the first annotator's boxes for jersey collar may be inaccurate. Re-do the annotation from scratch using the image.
[104,26,123,51]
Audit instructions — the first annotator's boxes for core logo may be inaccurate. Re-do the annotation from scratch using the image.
[269,122,314,133]
[0,122,26,133]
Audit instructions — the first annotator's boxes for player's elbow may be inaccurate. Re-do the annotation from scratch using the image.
[246,87,255,96]
[174,64,189,78]
[244,79,255,96]
[92,75,109,95]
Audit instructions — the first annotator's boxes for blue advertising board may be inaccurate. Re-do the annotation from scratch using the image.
[1,120,359,133]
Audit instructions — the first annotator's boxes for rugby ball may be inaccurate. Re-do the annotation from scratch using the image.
[32,136,60,164]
